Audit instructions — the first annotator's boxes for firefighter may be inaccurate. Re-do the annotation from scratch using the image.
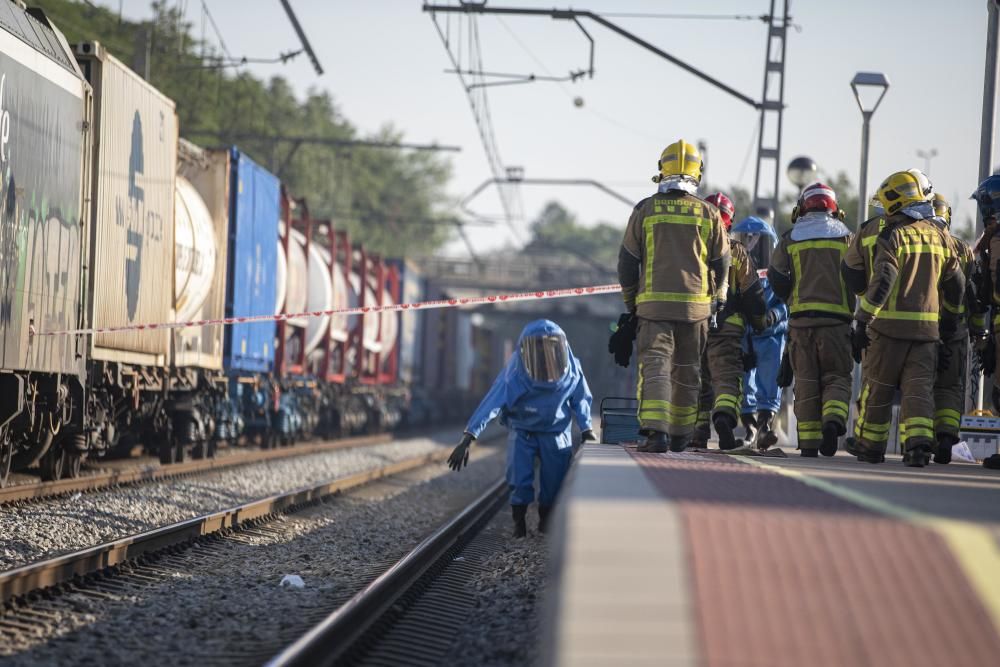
[971,175,1000,470]
[448,319,594,537]
[690,194,768,450]
[842,195,887,295]
[770,183,854,456]
[618,140,733,453]
[929,194,981,464]
[732,216,785,450]
[845,170,964,467]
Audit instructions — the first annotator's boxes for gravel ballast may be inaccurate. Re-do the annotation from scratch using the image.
[0,432,458,571]
[2,442,507,664]
[439,504,550,667]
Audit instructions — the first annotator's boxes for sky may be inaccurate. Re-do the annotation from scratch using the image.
[100,0,989,255]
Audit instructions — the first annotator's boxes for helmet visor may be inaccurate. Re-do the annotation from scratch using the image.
[520,333,569,382]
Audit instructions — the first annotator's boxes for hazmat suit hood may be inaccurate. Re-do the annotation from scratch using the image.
[505,319,582,404]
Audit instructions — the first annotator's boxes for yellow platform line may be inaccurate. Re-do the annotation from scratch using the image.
[736,456,1000,635]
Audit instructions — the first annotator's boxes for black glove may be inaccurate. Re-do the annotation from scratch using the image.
[777,348,793,388]
[608,313,638,368]
[448,432,474,471]
[851,321,870,364]
[765,308,782,330]
[742,344,757,372]
[749,314,766,335]
[581,429,597,443]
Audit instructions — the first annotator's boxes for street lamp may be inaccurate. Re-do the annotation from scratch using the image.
[851,72,890,228]
[916,148,938,176]
[787,156,818,191]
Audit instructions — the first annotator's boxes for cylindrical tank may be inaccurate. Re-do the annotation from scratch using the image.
[315,246,351,343]
[174,176,218,324]
[280,228,332,356]
[275,239,287,315]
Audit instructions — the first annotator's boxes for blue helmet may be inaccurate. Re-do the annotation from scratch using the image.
[971,174,1000,220]
[731,215,779,249]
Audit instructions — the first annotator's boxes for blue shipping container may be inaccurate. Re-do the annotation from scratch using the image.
[223,148,280,373]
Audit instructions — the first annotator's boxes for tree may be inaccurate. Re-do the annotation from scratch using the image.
[33,0,454,257]
[522,201,620,273]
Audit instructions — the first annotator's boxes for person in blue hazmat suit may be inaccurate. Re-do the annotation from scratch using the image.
[448,319,595,537]
[732,217,787,449]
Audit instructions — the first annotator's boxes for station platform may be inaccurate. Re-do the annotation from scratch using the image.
[544,443,1000,666]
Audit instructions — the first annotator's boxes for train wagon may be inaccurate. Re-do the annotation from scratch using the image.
[74,41,179,468]
[0,5,90,486]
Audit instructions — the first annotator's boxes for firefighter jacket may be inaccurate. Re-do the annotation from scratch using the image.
[715,239,767,336]
[989,226,1000,324]
[842,214,885,296]
[855,213,965,342]
[619,190,731,322]
[769,213,855,329]
[940,230,982,338]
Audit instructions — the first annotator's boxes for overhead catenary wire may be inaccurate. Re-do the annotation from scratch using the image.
[429,10,523,244]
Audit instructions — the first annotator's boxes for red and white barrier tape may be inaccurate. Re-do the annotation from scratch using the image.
[35,284,624,337]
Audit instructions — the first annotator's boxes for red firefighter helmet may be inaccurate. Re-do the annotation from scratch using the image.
[794,182,839,221]
[705,192,735,228]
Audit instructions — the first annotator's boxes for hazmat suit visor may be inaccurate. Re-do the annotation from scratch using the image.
[520,333,570,383]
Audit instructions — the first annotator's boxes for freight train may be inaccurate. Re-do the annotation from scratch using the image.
[0,4,410,485]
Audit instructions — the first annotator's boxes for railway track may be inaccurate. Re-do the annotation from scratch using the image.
[0,433,392,507]
[0,447,450,603]
[268,478,509,667]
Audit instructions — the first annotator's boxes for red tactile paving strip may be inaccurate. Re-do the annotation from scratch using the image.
[627,448,1000,666]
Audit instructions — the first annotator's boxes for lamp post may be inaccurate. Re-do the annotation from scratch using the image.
[851,72,890,229]
[916,148,938,176]
[787,156,818,192]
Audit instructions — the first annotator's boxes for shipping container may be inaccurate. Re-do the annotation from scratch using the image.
[173,139,229,369]
[0,6,89,376]
[76,42,178,365]
[224,148,279,374]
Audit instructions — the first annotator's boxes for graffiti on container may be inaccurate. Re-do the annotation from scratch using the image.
[0,74,10,162]
[116,110,164,321]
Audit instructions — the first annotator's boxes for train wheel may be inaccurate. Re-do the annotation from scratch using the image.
[0,428,12,488]
[64,450,83,479]
[40,444,65,481]
[159,440,183,465]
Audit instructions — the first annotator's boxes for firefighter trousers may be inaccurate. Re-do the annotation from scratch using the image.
[788,325,852,450]
[637,318,708,439]
[693,333,744,440]
[934,332,968,439]
[854,331,937,454]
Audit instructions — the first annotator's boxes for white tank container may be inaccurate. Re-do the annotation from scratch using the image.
[173,176,217,324]
[282,228,331,355]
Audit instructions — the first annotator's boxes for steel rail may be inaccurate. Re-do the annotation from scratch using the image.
[0,433,392,506]
[0,449,452,602]
[266,477,508,667]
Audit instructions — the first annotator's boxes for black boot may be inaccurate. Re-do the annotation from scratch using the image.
[845,437,884,464]
[714,413,738,450]
[637,431,669,453]
[740,413,758,447]
[691,424,711,449]
[755,410,778,450]
[668,435,690,453]
[903,444,932,468]
[538,505,552,534]
[800,448,818,458]
[512,504,527,538]
[820,422,840,457]
[934,434,957,465]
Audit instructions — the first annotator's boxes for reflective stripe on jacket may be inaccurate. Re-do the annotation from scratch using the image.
[621,191,730,322]
[770,232,855,328]
[856,215,964,341]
